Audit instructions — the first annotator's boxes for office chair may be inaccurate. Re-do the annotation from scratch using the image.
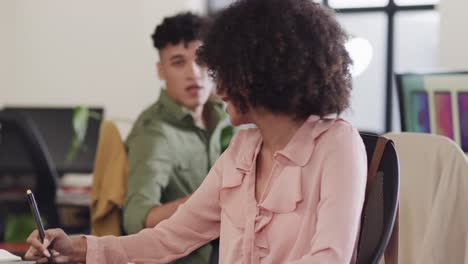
[0,110,60,228]
[90,120,128,236]
[356,133,400,264]
[385,132,468,264]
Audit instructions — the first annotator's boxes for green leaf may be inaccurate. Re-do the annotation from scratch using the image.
[65,106,102,164]
[65,106,90,164]
[5,213,38,242]
[220,125,234,153]
[72,106,89,143]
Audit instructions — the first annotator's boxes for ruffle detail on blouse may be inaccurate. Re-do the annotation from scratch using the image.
[252,165,304,261]
[259,166,303,213]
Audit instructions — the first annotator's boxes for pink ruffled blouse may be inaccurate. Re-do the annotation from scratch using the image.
[86,116,367,264]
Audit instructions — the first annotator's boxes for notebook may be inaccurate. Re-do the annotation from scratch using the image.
[0,249,21,262]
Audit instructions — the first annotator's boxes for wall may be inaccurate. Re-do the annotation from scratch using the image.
[439,0,468,70]
[0,0,206,135]
[3,0,466,136]
[0,1,16,99]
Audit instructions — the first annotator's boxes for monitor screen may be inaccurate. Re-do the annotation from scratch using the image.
[396,71,468,153]
[0,107,103,174]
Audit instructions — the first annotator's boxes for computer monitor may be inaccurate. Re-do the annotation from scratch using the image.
[396,71,468,153]
[0,106,104,174]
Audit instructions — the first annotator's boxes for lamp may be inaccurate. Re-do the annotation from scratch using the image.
[345,36,373,77]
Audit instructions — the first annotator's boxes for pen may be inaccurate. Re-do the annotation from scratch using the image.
[26,189,55,264]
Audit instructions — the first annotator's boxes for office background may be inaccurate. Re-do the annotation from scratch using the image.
[0,1,467,260]
[1,0,467,136]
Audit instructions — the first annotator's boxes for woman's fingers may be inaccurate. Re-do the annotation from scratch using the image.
[43,228,63,248]
[26,229,63,259]
[24,246,41,260]
[25,228,70,262]
[36,257,49,264]
[36,255,73,263]
[25,246,50,260]
[26,230,47,257]
[51,249,61,256]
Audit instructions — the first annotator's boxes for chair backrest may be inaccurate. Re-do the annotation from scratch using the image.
[385,132,468,264]
[90,120,128,236]
[0,110,60,227]
[356,133,400,264]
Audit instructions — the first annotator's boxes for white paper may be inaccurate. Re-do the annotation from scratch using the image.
[0,249,21,262]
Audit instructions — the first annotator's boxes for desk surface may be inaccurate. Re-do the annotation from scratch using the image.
[0,243,33,263]
[0,242,29,255]
[0,260,36,264]
[0,243,79,263]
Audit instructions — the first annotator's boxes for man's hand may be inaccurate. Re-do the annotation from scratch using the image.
[145,196,190,228]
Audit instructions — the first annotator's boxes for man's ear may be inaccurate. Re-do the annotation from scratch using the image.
[157,62,165,81]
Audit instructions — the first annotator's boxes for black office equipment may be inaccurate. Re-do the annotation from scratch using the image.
[0,110,60,229]
[395,71,468,153]
[1,107,103,174]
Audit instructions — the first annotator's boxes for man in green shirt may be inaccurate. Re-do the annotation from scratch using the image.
[123,12,230,264]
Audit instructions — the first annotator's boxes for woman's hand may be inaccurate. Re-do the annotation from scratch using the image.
[25,228,87,263]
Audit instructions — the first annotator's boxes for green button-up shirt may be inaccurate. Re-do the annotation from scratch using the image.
[123,89,229,264]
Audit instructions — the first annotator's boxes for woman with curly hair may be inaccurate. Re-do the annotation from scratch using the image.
[25,0,367,263]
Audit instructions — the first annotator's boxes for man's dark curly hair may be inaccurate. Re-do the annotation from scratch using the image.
[152,12,206,50]
[197,0,352,119]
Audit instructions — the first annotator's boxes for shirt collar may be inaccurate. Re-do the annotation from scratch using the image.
[235,115,338,171]
[276,116,337,166]
[159,89,192,122]
[159,88,227,127]
[234,130,262,172]
[205,97,228,133]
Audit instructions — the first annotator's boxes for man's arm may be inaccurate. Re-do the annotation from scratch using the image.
[144,196,190,228]
[123,131,175,234]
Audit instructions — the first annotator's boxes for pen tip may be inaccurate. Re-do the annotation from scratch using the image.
[26,189,32,194]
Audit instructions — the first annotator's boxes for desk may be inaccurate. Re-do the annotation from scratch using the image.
[0,242,29,256]
[0,243,36,263]
[0,243,55,263]
[0,261,34,264]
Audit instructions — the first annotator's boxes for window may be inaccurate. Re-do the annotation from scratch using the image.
[338,13,388,133]
[394,0,439,6]
[392,10,439,130]
[208,0,235,11]
[394,10,439,73]
[329,0,388,8]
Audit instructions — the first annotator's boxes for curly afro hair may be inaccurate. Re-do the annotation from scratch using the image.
[152,12,206,50]
[197,0,352,119]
